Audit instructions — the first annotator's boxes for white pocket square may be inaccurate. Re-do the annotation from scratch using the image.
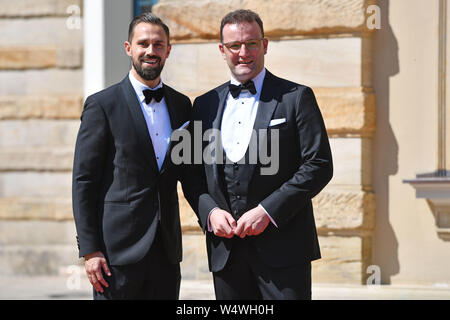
[269,118,286,127]
[177,120,190,130]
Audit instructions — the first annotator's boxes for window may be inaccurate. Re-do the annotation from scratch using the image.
[133,0,159,17]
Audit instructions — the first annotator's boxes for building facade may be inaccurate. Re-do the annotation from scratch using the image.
[0,0,449,287]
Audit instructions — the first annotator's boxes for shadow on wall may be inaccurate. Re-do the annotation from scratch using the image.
[372,0,400,284]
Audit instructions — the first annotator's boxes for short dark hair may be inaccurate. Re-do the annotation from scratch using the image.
[128,12,170,44]
[220,9,264,43]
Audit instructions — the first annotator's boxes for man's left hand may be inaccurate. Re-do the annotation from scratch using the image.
[235,206,270,238]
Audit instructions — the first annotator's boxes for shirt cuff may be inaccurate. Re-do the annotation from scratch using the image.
[258,204,278,228]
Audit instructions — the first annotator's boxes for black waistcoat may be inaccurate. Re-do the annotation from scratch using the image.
[219,147,254,220]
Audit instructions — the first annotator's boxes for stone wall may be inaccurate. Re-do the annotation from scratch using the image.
[0,0,83,275]
[0,0,377,284]
[156,0,377,284]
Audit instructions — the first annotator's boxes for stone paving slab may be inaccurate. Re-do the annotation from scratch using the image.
[312,283,450,300]
[1,276,450,300]
[0,276,215,300]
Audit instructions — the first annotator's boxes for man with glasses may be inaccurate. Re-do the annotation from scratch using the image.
[191,9,333,300]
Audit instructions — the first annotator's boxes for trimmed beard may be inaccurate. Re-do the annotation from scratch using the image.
[133,56,164,81]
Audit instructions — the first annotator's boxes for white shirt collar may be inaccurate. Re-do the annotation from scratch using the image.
[229,67,266,96]
[128,71,163,104]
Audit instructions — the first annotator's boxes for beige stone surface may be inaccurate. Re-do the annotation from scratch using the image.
[265,37,370,87]
[0,70,83,96]
[0,95,83,119]
[372,0,450,286]
[0,197,73,221]
[313,186,375,231]
[0,244,78,276]
[0,0,82,17]
[0,47,55,70]
[181,234,210,280]
[316,87,375,137]
[0,147,74,171]
[313,235,372,284]
[178,183,202,232]
[328,138,372,186]
[162,42,228,96]
[0,120,79,148]
[55,47,83,69]
[0,220,76,245]
[154,0,377,42]
[0,47,82,70]
[0,172,72,198]
[0,18,82,47]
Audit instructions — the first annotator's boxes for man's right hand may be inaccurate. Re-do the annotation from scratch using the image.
[209,209,237,238]
[84,251,111,293]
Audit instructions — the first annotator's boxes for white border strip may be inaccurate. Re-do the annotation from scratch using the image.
[83,0,105,98]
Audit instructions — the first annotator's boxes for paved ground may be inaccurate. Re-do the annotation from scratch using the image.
[1,276,450,300]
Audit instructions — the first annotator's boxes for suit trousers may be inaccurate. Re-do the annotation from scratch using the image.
[93,224,181,300]
[212,238,311,300]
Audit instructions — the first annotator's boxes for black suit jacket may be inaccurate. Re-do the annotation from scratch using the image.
[72,75,191,266]
[192,70,333,272]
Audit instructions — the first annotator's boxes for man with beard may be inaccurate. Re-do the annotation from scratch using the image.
[72,13,199,299]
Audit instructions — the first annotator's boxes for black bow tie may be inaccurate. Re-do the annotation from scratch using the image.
[228,80,257,98]
[143,87,164,104]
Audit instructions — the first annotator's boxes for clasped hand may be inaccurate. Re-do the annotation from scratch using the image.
[209,206,270,239]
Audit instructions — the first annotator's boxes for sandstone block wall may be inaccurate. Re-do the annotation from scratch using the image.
[0,0,377,284]
[0,0,83,275]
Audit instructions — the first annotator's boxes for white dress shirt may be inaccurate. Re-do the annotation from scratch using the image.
[128,71,172,171]
[221,68,265,162]
[208,68,278,230]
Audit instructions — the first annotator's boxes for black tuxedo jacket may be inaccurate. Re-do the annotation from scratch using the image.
[72,75,192,266]
[192,70,333,272]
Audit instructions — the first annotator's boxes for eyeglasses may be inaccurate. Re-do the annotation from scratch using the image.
[222,38,264,53]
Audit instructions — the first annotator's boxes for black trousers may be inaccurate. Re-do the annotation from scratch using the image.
[94,226,181,300]
[213,238,311,300]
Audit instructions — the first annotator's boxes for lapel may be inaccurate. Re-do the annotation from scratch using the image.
[211,82,230,132]
[252,70,280,133]
[159,84,181,175]
[207,82,231,211]
[120,76,159,174]
[247,70,280,181]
